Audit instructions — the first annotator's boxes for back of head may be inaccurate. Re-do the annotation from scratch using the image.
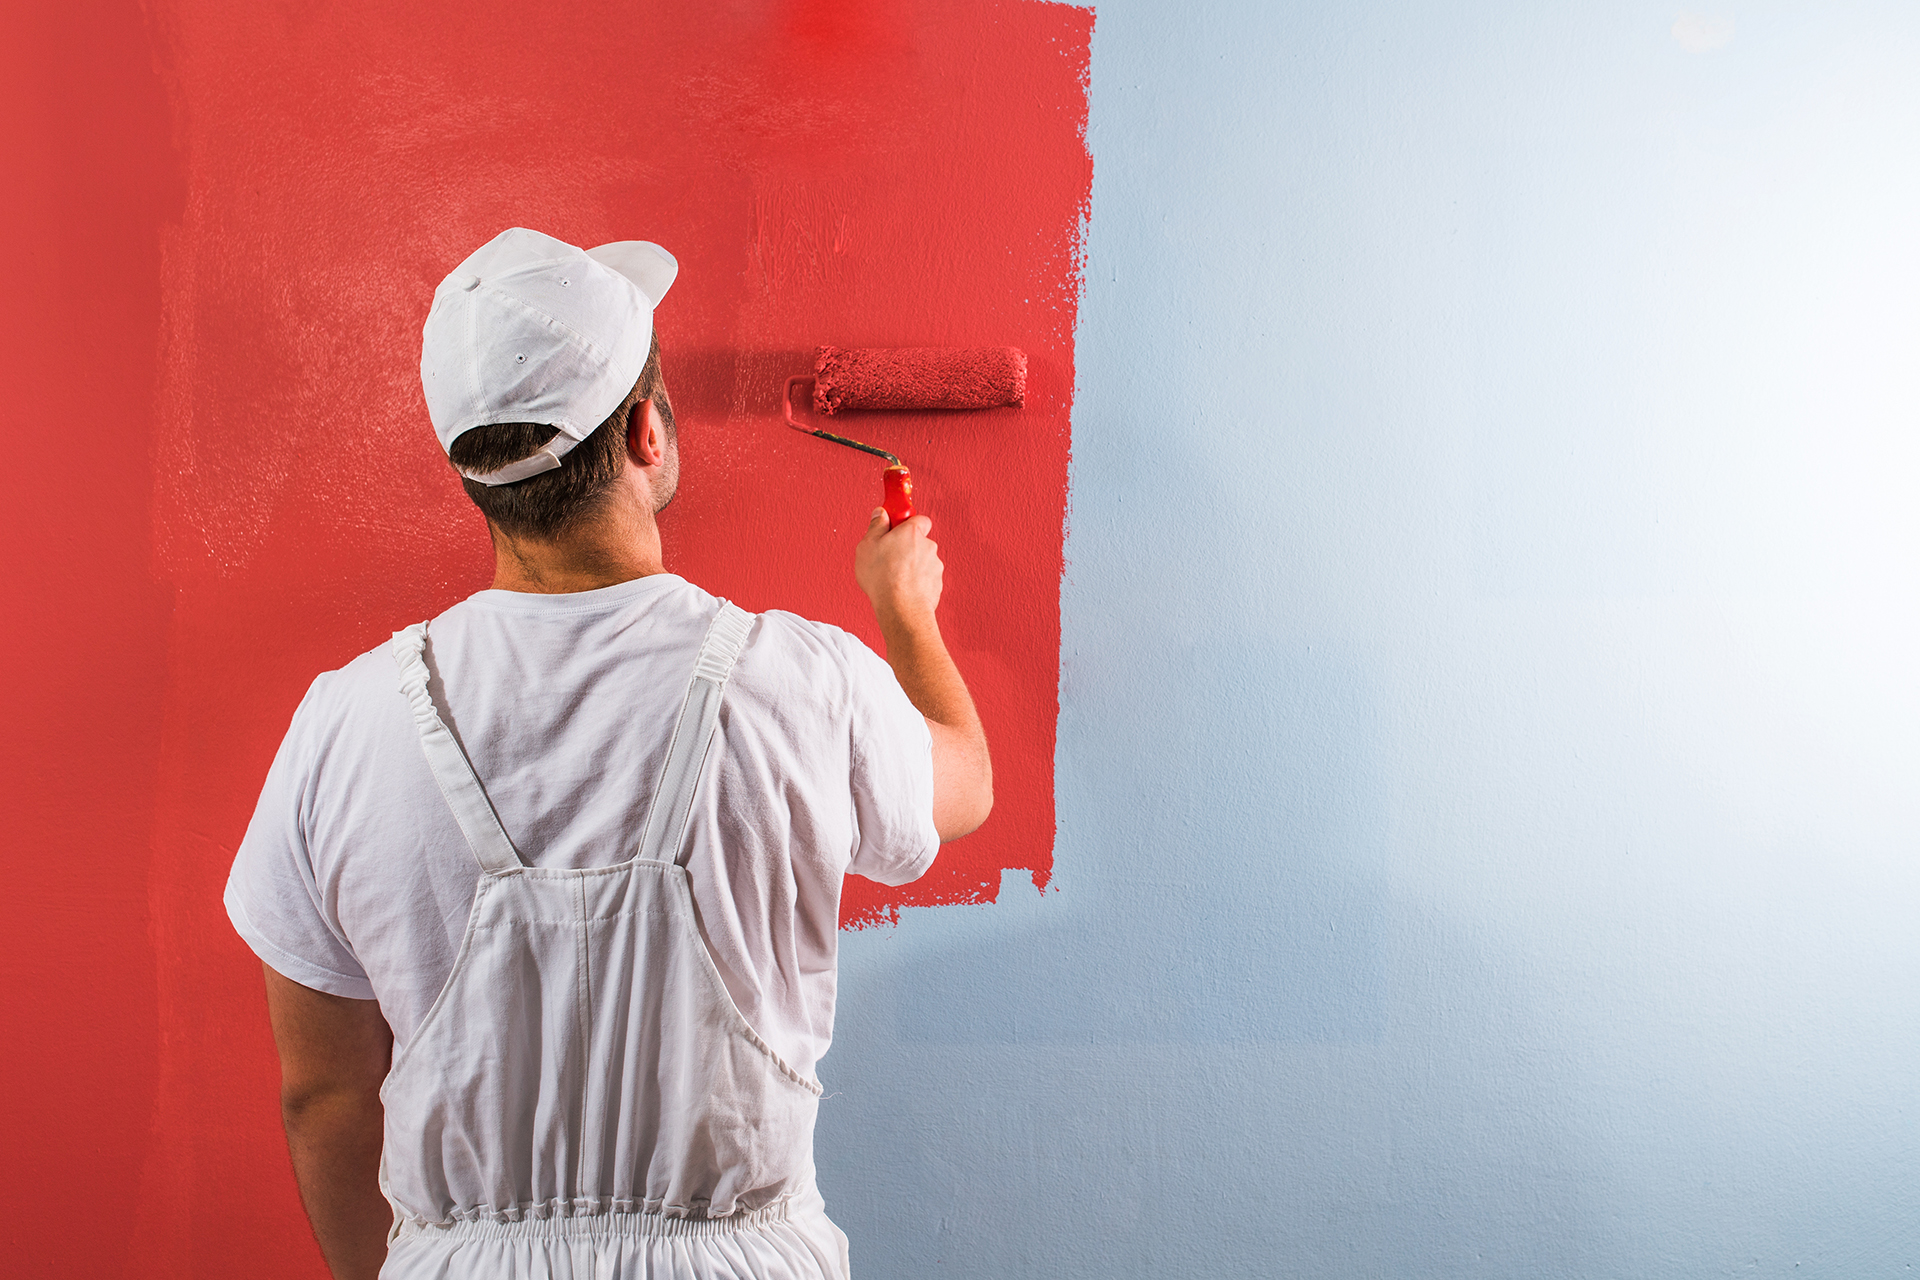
[419,227,678,541]
[448,335,671,541]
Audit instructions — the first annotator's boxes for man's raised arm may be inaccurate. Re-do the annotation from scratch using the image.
[854,508,994,841]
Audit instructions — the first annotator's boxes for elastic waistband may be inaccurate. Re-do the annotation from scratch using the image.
[394,1190,815,1244]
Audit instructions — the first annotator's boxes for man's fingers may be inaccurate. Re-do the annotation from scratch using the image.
[863,509,933,549]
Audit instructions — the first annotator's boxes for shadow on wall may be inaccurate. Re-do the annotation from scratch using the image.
[875,637,1391,1046]
[826,912,1605,1277]
[820,635,1619,1275]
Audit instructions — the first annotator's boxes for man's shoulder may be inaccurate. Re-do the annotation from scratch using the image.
[747,607,854,654]
[731,607,899,718]
[290,590,883,722]
[739,608,881,681]
[326,633,408,698]
[283,632,415,751]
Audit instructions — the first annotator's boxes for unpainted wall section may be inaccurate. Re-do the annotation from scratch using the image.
[824,1,1920,1275]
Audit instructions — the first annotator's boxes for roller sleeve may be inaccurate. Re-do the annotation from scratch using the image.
[812,346,1027,415]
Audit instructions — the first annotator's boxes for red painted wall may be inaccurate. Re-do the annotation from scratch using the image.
[0,0,1090,1272]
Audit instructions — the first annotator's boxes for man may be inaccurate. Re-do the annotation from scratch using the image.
[225,227,992,1280]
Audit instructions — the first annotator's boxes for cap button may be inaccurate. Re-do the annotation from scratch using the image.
[458,274,481,291]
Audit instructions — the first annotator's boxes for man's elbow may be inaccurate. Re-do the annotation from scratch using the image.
[961,780,994,839]
[936,797,991,842]
[926,718,993,841]
[280,1079,384,1133]
[935,752,993,842]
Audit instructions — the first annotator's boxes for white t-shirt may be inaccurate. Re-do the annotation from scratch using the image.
[225,573,938,1079]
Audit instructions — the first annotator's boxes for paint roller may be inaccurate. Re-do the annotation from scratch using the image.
[784,346,1027,527]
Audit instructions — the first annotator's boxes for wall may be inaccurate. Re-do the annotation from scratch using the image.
[4,0,1920,1276]
[2,0,1086,1272]
[821,1,1920,1275]
[0,3,178,1269]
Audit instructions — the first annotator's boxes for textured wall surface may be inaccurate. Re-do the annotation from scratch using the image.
[6,0,1920,1276]
[1,0,1086,1272]
[820,1,1920,1276]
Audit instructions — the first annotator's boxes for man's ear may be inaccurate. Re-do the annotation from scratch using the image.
[627,398,666,468]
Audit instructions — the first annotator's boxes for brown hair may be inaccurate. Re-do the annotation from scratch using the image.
[448,332,671,541]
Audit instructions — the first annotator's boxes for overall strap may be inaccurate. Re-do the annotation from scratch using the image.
[637,601,755,868]
[391,623,524,874]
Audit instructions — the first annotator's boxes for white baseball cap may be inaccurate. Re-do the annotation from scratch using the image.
[421,227,677,485]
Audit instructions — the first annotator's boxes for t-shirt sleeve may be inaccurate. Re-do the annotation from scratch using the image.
[223,677,378,1000]
[838,634,941,886]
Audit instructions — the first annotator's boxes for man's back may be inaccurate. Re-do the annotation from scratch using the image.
[226,574,938,1080]
[237,227,990,1279]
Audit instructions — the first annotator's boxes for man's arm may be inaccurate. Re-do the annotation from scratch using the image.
[262,965,394,1280]
[854,508,993,840]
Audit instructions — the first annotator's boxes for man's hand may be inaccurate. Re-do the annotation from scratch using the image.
[263,966,394,1280]
[854,508,944,629]
[855,509,992,840]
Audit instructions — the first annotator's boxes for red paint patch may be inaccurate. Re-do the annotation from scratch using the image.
[154,0,1090,937]
[0,2,180,1274]
[1,0,1088,1272]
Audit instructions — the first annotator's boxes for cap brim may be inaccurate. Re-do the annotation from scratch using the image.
[586,240,677,308]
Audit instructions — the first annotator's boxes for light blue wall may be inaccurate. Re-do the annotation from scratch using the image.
[818,2,1920,1274]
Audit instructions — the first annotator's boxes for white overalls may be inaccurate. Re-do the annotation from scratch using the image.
[378,602,850,1280]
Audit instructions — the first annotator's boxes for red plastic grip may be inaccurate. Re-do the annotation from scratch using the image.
[883,466,914,528]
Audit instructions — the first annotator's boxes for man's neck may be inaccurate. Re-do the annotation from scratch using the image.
[487,500,665,594]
